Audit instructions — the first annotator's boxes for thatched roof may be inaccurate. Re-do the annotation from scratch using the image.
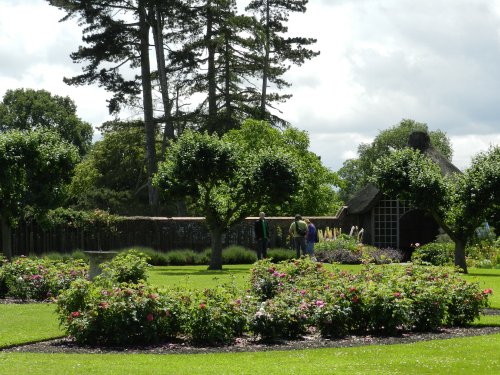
[346,131,461,214]
[346,183,381,214]
[408,131,461,176]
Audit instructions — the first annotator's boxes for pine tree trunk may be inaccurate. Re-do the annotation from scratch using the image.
[208,228,223,270]
[259,0,270,118]
[139,4,159,214]
[1,216,12,259]
[206,0,218,133]
[151,5,175,156]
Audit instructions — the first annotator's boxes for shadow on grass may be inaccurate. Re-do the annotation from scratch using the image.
[151,266,252,277]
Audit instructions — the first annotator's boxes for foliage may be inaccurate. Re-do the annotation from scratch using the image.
[224,119,342,215]
[56,280,184,345]
[0,256,87,300]
[412,242,455,266]
[183,286,248,345]
[373,145,500,272]
[0,129,80,225]
[67,123,173,215]
[154,127,300,269]
[339,119,452,201]
[53,258,493,346]
[98,250,150,284]
[0,88,93,156]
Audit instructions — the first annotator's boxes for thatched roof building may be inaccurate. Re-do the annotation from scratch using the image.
[343,131,461,258]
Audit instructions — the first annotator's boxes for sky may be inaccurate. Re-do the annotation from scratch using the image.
[1,0,500,171]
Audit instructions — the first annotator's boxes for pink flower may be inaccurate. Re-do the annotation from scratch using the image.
[146,313,154,322]
[393,292,401,298]
[315,300,325,308]
[99,302,109,309]
[279,272,286,278]
[268,267,276,274]
[199,303,207,309]
[148,293,159,300]
[483,288,493,295]
[71,311,80,318]
[234,299,242,305]
[300,289,307,296]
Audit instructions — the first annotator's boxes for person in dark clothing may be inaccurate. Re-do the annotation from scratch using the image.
[289,214,307,258]
[254,211,269,260]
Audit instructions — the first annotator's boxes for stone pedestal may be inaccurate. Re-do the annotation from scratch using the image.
[84,251,118,280]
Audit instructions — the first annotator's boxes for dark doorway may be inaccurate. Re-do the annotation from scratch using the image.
[399,209,439,260]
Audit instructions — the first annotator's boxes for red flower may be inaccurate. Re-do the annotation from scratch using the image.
[199,303,207,309]
[146,313,154,322]
[483,288,493,295]
[349,286,357,293]
[352,296,359,304]
[393,292,401,298]
[71,311,80,318]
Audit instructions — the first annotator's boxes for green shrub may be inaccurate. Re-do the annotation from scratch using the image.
[249,290,310,341]
[222,246,257,264]
[184,286,247,345]
[267,248,294,262]
[411,242,454,265]
[165,250,199,266]
[0,256,87,300]
[99,249,150,284]
[56,280,184,345]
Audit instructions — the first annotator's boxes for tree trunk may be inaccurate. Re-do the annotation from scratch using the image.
[259,0,270,119]
[206,0,218,133]
[1,216,12,259]
[454,239,468,274]
[139,4,159,214]
[208,228,223,270]
[151,5,175,157]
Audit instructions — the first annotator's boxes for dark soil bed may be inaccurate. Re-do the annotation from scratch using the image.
[4,326,500,355]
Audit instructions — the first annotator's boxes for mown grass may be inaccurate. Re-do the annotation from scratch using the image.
[0,264,498,374]
[0,303,64,348]
[0,333,498,375]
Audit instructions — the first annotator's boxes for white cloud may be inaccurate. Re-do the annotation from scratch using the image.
[1,0,499,174]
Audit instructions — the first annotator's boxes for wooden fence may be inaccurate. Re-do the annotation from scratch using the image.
[5,213,348,256]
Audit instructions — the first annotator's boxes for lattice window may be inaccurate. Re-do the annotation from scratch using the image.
[373,199,411,249]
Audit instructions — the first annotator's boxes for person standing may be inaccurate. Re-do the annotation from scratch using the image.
[304,218,316,257]
[289,214,307,258]
[254,212,269,260]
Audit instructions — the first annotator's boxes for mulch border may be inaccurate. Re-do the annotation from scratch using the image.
[4,326,500,355]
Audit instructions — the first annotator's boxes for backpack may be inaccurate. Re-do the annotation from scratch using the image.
[295,221,306,236]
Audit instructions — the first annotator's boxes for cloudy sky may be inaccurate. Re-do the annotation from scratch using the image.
[1,0,500,171]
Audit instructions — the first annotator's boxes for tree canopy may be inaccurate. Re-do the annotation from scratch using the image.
[153,124,300,269]
[372,144,500,273]
[338,119,452,202]
[0,88,93,156]
[0,129,80,258]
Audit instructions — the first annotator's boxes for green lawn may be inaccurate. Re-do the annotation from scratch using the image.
[0,303,64,348]
[0,264,498,374]
[0,333,499,375]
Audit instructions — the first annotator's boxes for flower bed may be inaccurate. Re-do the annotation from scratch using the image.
[0,256,87,301]
[55,258,492,346]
